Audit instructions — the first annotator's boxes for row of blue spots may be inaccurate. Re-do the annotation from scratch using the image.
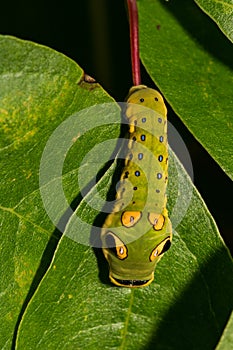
[131,133,146,141]
[128,152,144,161]
[135,130,163,142]
[132,174,166,191]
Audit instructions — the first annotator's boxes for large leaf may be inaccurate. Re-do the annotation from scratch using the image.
[0,35,115,349]
[194,0,233,43]
[1,35,233,350]
[138,0,233,180]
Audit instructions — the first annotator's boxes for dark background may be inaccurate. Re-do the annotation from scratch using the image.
[1,0,232,253]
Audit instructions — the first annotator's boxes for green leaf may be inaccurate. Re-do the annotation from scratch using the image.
[0,35,115,349]
[194,0,233,43]
[138,0,233,180]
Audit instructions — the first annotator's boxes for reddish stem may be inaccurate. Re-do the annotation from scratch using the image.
[127,0,141,86]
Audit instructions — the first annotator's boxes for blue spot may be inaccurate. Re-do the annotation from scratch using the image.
[142,117,146,123]
[141,135,146,141]
[158,155,163,162]
[157,173,162,179]
[158,117,162,123]
[159,136,164,142]
[138,153,143,160]
[135,171,140,177]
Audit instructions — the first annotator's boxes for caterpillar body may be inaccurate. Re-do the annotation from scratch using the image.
[101,85,172,288]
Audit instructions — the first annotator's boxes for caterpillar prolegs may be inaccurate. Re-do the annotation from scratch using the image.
[101,85,172,287]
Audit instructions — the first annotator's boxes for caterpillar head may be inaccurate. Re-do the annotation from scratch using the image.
[101,215,172,288]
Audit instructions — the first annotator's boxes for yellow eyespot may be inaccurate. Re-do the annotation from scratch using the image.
[116,245,127,260]
[148,213,165,230]
[150,237,171,262]
[121,211,142,227]
[104,232,128,260]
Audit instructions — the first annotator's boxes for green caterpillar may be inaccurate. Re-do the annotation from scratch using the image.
[101,85,172,287]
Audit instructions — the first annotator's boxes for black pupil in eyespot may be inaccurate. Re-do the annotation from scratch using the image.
[140,98,144,102]
[155,97,158,101]
[161,240,171,254]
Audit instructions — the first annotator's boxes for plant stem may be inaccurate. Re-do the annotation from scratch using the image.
[127,0,141,86]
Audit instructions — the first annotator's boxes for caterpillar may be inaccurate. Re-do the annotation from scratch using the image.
[101,85,172,288]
